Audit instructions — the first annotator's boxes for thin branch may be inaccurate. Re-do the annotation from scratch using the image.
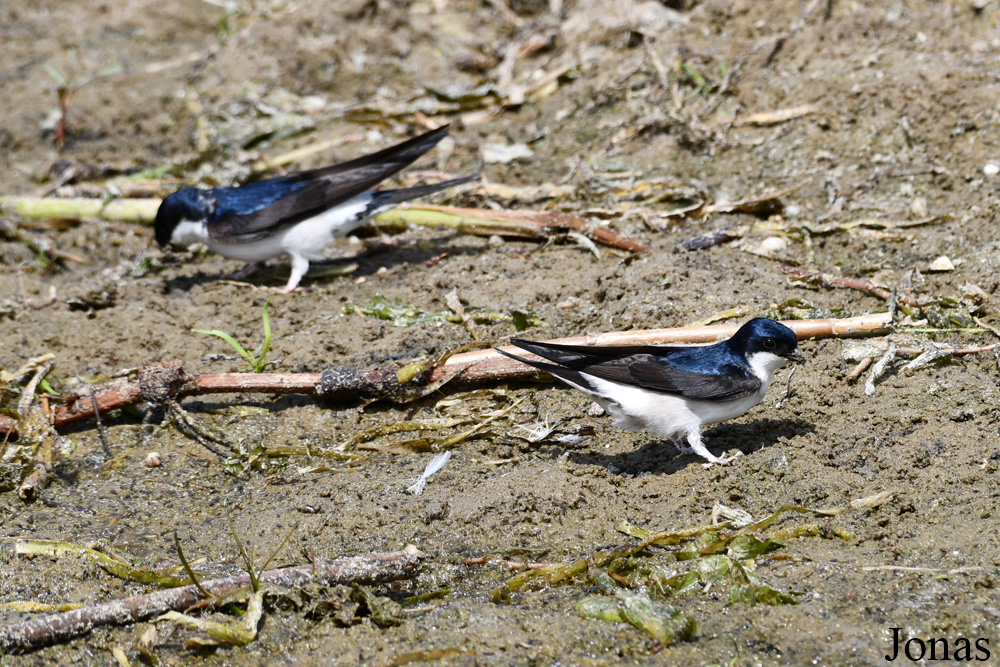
[0,551,418,653]
[765,0,825,66]
[89,388,112,458]
[0,315,894,438]
[846,357,872,382]
[781,265,918,305]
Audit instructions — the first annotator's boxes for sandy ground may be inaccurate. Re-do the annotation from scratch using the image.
[2,0,1000,664]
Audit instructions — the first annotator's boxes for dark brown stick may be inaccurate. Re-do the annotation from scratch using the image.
[781,265,919,305]
[410,204,650,253]
[895,344,997,356]
[0,315,898,438]
[89,388,112,458]
[0,550,418,653]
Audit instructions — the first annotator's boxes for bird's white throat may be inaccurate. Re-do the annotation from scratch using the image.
[170,219,210,247]
[746,350,789,383]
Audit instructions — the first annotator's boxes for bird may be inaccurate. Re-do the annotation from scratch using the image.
[497,318,805,467]
[154,125,473,293]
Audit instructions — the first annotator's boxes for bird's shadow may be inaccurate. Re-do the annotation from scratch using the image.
[567,417,816,476]
[160,233,485,293]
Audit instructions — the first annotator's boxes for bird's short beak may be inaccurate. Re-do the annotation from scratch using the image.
[786,350,806,364]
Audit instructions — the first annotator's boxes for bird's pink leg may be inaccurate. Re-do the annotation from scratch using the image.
[685,429,742,468]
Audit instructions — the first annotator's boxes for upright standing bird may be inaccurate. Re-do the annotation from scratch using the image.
[498,318,805,466]
[154,125,472,292]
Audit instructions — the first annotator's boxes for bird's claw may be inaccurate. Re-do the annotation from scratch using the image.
[232,263,260,281]
[672,440,695,455]
[701,451,743,469]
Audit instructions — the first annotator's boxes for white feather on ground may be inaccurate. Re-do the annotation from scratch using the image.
[406,451,452,495]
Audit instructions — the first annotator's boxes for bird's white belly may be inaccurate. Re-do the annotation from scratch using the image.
[208,234,287,263]
[582,376,769,440]
[281,195,374,258]
[203,194,375,263]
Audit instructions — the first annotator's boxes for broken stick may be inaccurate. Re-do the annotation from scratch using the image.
[0,550,418,653]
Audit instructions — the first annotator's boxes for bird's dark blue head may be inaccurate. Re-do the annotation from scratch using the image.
[154,188,214,247]
[729,318,804,362]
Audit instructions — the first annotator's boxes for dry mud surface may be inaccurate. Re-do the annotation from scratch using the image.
[2,0,1000,665]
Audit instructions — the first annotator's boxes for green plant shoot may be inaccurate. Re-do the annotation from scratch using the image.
[194,299,272,373]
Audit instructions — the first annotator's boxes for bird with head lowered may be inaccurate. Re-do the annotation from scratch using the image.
[497,318,805,467]
[154,125,472,292]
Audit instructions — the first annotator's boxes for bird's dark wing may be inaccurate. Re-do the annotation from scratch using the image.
[206,179,343,243]
[207,125,454,244]
[507,339,761,401]
[289,125,451,183]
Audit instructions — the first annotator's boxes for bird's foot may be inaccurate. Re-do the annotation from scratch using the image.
[232,262,260,280]
[671,439,695,455]
[701,451,743,469]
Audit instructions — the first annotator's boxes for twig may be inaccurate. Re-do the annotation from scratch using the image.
[728,104,825,127]
[435,313,893,386]
[16,364,55,501]
[377,205,649,253]
[865,343,897,397]
[781,265,919,305]
[765,0,824,66]
[0,551,418,653]
[859,565,982,575]
[0,218,86,265]
[773,366,796,408]
[165,401,231,457]
[0,197,160,225]
[0,315,895,438]
[846,357,872,382]
[974,316,1000,339]
[461,557,551,570]
[17,364,51,418]
[89,388,112,458]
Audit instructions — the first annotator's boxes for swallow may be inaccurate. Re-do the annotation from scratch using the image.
[154,125,472,292]
[498,318,805,466]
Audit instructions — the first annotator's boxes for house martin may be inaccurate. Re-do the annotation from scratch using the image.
[498,318,805,466]
[154,125,472,292]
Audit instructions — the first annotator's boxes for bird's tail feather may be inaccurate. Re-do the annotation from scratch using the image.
[373,176,477,206]
[507,338,604,368]
[495,347,596,394]
[295,125,455,182]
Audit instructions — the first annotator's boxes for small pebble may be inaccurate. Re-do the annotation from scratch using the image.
[145,452,162,468]
[910,196,927,217]
[758,236,789,254]
[587,402,605,417]
[983,163,999,177]
[557,296,580,309]
[929,255,955,272]
[488,234,505,247]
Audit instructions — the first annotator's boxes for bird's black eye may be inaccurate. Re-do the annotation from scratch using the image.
[764,338,776,350]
